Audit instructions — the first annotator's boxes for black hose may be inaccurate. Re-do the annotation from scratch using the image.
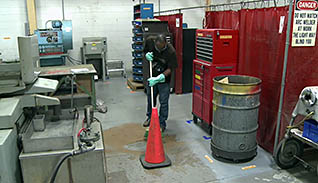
[66,55,82,65]
[93,117,101,123]
[49,153,73,183]
[49,144,96,183]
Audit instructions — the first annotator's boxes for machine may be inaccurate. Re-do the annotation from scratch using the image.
[82,37,107,81]
[34,20,73,67]
[0,35,60,183]
[0,36,106,183]
[192,29,239,133]
[275,87,318,175]
[19,105,107,183]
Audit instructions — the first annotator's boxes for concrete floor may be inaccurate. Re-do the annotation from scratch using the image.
[95,76,318,183]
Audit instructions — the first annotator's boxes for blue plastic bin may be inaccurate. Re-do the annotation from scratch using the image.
[132,28,143,35]
[132,44,143,51]
[133,59,143,66]
[132,21,142,27]
[132,52,143,59]
[133,66,143,74]
[132,36,143,42]
[133,74,143,82]
[303,119,318,143]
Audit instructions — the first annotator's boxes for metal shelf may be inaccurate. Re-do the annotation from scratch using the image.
[290,129,318,149]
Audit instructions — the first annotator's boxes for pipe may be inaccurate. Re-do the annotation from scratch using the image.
[158,0,161,16]
[84,105,94,128]
[71,74,75,109]
[45,20,52,29]
[62,0,65,20]
[273,0,294,155]
[153,0,277,14]
[26,0,38,35]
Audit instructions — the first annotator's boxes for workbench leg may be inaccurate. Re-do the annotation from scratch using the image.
[91,76,97,109]
[102,54,106,81]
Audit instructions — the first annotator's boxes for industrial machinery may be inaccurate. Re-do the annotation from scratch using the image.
[192,29,239,133]
[0,36,106,182]
[82,37,107,81]
[0,35,60,183]
[274,87,318,175]
[34,20,73,67]
[19,105,107,183]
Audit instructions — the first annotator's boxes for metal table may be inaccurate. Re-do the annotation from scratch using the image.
[36,64,97,108]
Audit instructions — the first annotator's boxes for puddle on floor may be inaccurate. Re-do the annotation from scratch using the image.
[103,123,145,156]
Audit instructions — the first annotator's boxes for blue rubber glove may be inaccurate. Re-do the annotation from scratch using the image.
[148,74,165,87]
[145,52,153,62]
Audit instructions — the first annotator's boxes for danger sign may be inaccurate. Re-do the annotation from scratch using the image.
[296,0,318,11]
[292,0,318,47]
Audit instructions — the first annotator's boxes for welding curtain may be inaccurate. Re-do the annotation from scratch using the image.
[155,14,184,94]
[206,6,318,153]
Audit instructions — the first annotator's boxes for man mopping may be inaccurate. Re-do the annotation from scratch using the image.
[143,34,178,133]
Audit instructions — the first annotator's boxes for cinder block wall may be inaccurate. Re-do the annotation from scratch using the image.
[0,0,206,71]
[0,0,28,61]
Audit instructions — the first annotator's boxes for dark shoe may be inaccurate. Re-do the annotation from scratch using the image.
[160,126,166,133]
[143,118,150,127]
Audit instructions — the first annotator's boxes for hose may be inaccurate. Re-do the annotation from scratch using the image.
[66,55,82,65]
[49,153,73,183]
[49,142,96,183]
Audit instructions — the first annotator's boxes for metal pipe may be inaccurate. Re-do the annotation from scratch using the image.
[84,105,94,128]
[71,74,75,109]
[62,0,65,20]
[153,0,277,14]
[273,0,294,155]
[45,20,51,29]
[158,0,161,16]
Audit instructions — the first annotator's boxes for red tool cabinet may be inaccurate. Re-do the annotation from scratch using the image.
[192,29,239,132]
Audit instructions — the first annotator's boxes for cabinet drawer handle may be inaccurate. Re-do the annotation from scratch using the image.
[216,66,234,70]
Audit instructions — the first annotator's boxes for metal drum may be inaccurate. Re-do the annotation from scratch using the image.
[211,75,261,162]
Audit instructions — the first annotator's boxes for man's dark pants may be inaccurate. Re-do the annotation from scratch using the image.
[146,82,170,128]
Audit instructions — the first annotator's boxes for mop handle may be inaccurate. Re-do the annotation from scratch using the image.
[149,53,154,108]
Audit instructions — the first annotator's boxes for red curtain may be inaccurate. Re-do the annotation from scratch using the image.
[204,6,318,153]
[155,14,184,94]
[205,10,240,30]
[238,7,289,152]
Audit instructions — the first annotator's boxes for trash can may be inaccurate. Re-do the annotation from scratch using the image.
[211,75,261,162]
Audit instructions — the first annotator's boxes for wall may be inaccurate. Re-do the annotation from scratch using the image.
[0,0,205,70]
[0,0,27,61]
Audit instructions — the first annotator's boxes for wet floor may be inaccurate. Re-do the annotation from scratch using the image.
[95,77,318,183]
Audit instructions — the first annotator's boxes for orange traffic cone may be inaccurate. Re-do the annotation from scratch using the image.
[140,107,171,169]
[140,52,171,169]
